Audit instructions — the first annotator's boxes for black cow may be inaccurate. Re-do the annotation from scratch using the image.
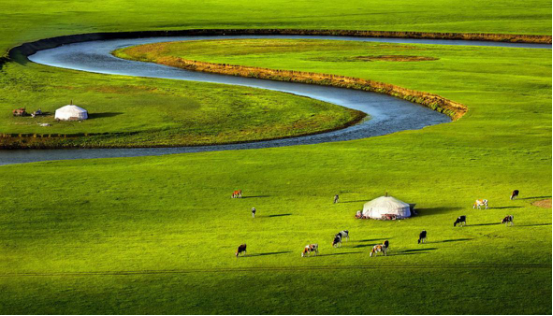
[418,230,427,244]
[236,244,247,257]
[454,216,467,227]
[510,190,519,200]
[502,215,514,226]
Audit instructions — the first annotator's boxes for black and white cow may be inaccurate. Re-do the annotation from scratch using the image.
[454,216,467,227]
[418,230,427,244]
[336,230,349,242]
[502,215,514,226]
[510,190,519,200]
[235,244,247,257]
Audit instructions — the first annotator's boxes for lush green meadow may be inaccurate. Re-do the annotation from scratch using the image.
[0,0,551,57]
[0,0,551,314]
[0,0,551,146]
[0,62,361,147]
[1,39,552,312]
[0,130,551,313]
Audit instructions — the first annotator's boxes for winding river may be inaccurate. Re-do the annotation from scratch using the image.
[0,35,550,165]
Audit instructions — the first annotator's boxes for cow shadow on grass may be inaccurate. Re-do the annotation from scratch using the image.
[358,238,391,243]
[428,238,472,244]
[352,243,378,249]
[517,223,551,227]
[241,195,271,199]
[468,223,500,227]
[389,248,438,256]
[313,251,362,257]
[243,251,292,257]
[265,213,292,218]
[519,196,551,200]
[340,199,372,204]
[349,238,391,248]
[88,112,123,119]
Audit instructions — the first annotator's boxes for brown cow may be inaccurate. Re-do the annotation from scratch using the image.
[235,244,247,257]
[232,190,242,198]
[301,244,319,257]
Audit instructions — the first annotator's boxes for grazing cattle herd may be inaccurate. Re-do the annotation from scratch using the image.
[231,190,521,258]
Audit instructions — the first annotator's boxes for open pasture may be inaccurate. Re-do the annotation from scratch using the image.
[0,0,551,314]
[0,61,361,147]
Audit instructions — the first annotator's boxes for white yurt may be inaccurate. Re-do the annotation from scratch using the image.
[362,195,412,219]
[55,102,88,121]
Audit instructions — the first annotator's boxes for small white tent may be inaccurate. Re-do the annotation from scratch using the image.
[362,196,412,219]
[55,104,88,121]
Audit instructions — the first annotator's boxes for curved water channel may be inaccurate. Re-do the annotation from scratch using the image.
[1,35,550,165]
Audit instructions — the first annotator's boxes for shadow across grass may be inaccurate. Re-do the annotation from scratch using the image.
[88,112,124,119]
[517,223,552,227]
[402,248,438,252]
[358,238,391,242]
[429,238,472,244]
[519,196,551,200]
[386,248,438,256]
[353,243,378,248]
[243,251,292,257]
[241,195,271,199]
[340,199,371,204]
[468,223,500,227]
[314,251,362,257]
[265,213,292,218]
[491,206,523,210]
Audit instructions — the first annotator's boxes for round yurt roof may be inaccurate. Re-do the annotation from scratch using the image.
[55,104,88,120]
[362,196,411,219]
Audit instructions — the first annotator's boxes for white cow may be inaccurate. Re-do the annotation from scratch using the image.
[473,199,489,209]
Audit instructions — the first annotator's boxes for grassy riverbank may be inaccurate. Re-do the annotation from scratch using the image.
[117,38,551,124]
[0,62,363,148]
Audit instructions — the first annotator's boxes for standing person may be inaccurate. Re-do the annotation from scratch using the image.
[251,207,256,218]
[334,194,339,204]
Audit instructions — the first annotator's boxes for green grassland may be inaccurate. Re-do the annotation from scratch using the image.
[1,39,552,313]
[0,0,551,314]
[1,0,551,146]
[0,62,362,147]
[0,0,551,58]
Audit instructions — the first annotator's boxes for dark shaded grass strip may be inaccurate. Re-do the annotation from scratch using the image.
[1,263,550,278]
